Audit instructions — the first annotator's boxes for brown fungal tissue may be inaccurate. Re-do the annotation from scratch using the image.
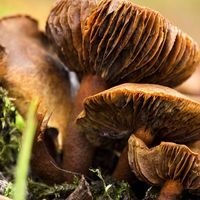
[78,83,200,145]
[46,0,200,181]
[128,135,200,200]
[77,83,200,180]
[47,0,200,87]
[0,15,72,147]
[31,114,68,183]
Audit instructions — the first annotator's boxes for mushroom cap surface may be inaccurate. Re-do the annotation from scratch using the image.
[47,0,200,87]
[0,15,71,144]
[77,83,200,146]
[128,135,200,190]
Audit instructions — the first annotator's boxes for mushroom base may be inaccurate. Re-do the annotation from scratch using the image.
[112,128,154,181]
[158,180,183,200]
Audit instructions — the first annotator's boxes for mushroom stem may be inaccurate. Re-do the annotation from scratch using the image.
[112,146,135,183]
[134,127,154,147]
[31,132,66,183]
[158,180,183,200]
[63,74,107,182]
[112,128,154,181]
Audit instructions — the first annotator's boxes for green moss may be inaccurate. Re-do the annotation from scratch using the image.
[0,88,21,178]
[27,179,78,200]
[3,182,13,198]
[2,178,79,200]
[90,169,135,200]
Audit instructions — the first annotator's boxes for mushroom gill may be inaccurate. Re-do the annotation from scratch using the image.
[77,83,200,181]
[47,0,200,86]
[128,135,200,200]
[77,83,200,145]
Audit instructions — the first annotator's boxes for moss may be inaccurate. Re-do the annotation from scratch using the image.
[0,88,21,178]
[27,178,78,200]
[90,169,136,200]
[2,178,79,199]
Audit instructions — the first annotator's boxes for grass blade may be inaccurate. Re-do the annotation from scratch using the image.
[13,100,38,200]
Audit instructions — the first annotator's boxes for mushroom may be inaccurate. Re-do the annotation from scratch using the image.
[31,114,68,183]
[0,15,72,147]
[46,0,200,180]
[128,135,200,200]
[77,83,200,181]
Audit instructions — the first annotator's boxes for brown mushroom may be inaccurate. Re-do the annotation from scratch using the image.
[47,0,200,87]
[78,83,200,145]
[128,135,200,200]
[0,15,72,147]
[77,83,200,181]
[31,114,67,183]
[31,113,83,183]
[47,0,200,180]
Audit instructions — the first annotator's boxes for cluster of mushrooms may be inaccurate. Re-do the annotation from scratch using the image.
[0,0,200,199]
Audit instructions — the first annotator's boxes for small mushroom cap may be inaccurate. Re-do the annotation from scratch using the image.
[0,15,72,145]
[77,83,200,146]
[128,135,200,190]
[47,0,200,87]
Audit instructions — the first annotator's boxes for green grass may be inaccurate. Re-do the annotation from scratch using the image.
[13,100,38,200]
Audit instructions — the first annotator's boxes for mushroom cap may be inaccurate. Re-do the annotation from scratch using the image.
[0,15,72,145]
[77,83,200,146]
[46,0,200,87]
[31,114,67,183]
[46,0,99,73]
[128,135,200,190]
